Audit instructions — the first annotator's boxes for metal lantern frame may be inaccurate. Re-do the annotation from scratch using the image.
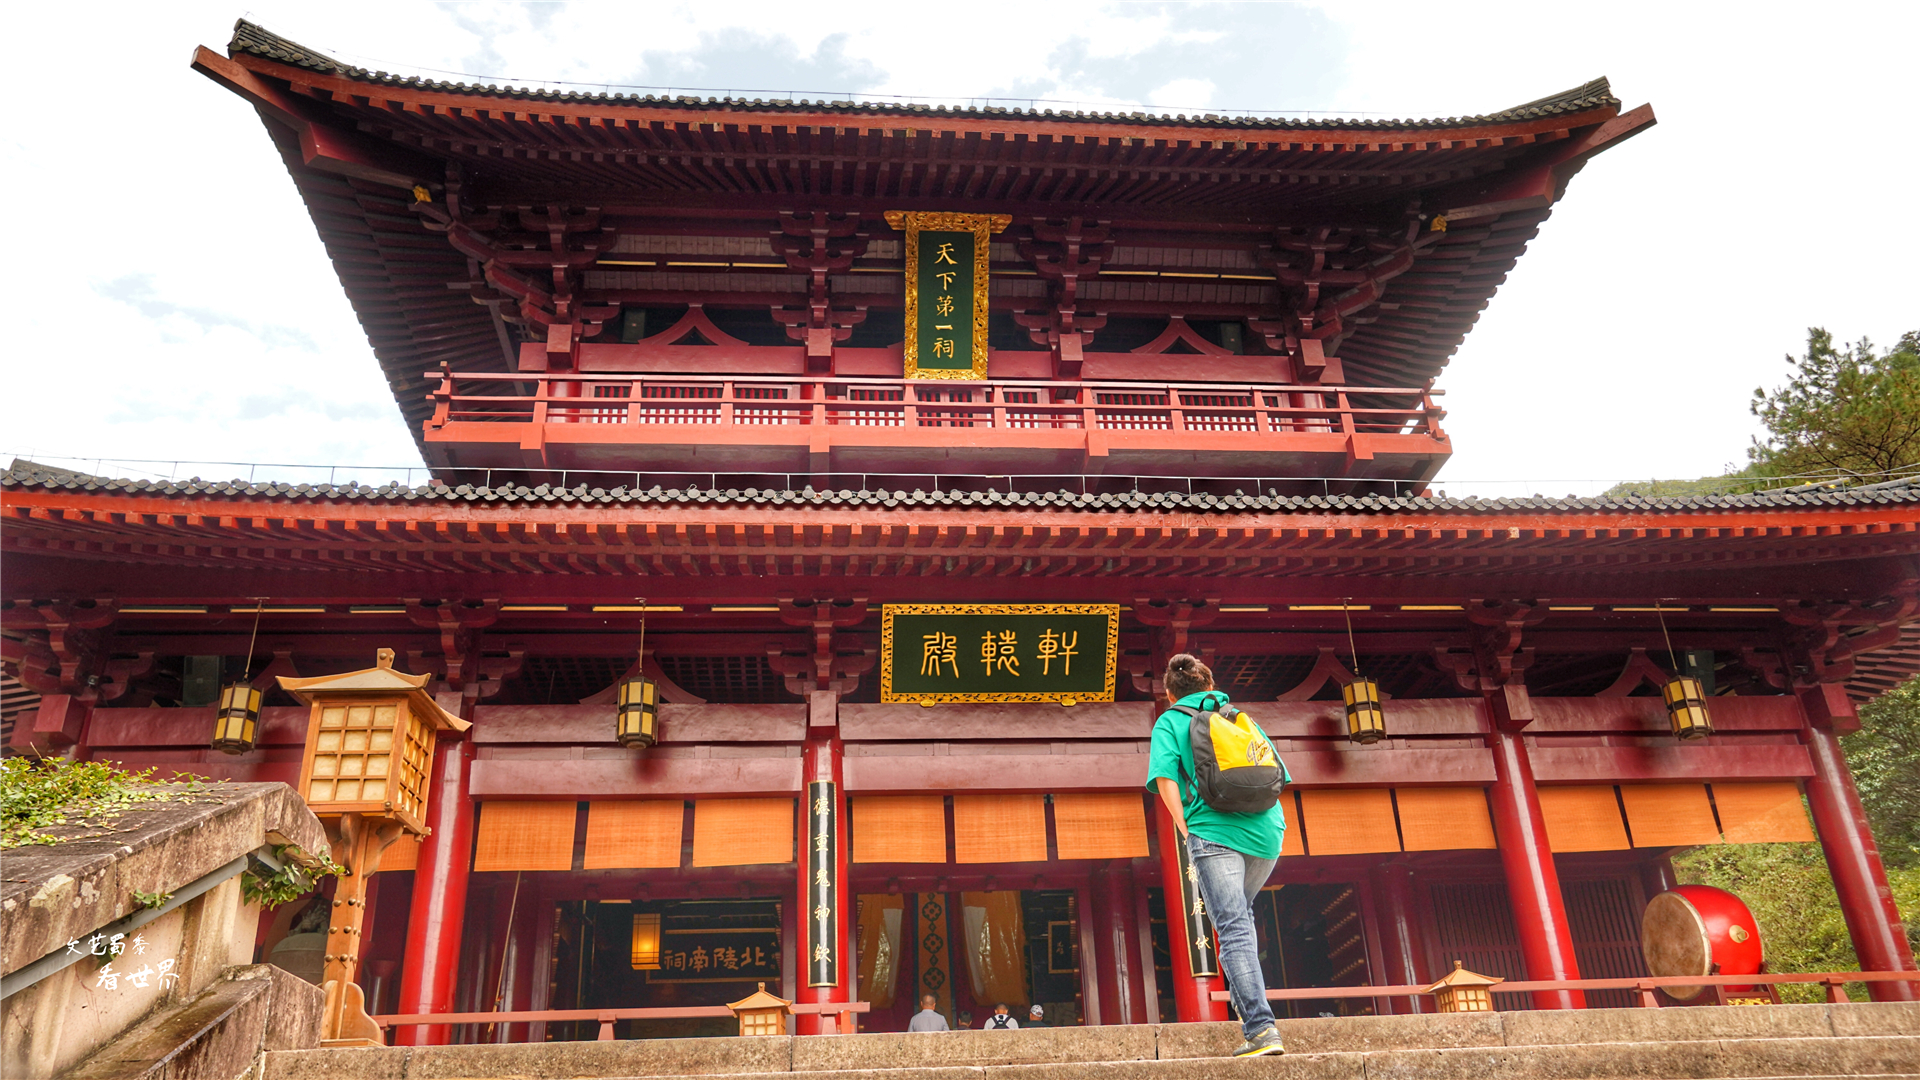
[630,910,663,970]
[617,602,661,748]
[1663,675,1714,741]
[212,599,267,754]
[617,672,660,748]
[1655,602,1714,741]
[1426,960,1504,1012]
[1343,676,1387,744]
[1341,602,1387,744]
[211,682,263,754]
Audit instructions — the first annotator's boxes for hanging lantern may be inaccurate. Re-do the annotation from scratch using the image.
[1343,677,1386,744]
[617,672,660,747]
[211,682,263,754]
[1663,676,1713,741]
[630,911,663,970]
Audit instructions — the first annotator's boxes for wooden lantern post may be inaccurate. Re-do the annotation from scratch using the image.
[280,648,471,1047]
[1425,960,1504,1012]
[727,982,795,1037]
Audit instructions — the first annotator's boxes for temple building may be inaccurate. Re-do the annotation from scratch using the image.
[4,19,1915,1044]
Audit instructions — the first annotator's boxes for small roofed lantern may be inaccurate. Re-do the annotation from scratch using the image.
[630,911,663,970]
[279,648,470,832]
[1343,677,1386,744]
[211,681,264,754]
[727,982,793,1037]
[1426,960,1504,1013]
[1663,675,1714,741]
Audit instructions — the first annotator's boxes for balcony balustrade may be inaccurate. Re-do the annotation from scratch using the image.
[422,371,1449,487]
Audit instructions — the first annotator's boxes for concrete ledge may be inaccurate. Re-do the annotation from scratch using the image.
[405,1037,794,1079]
[792,1026,1155,1071]
[1826,1001,1920,1037]
[987,1054,1364,1080]
[1499,1002,1837,1045]
[1361,1036,1920,1080]
[66,964,320,1080]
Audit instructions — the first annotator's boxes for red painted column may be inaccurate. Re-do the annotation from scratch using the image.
[1803,724,1917,1000]
[1486,730,1586,1009]
[795,733,852,1032]
[395,733,475,1045]
[1096,866,1148,1024]
[1369,861,1429,1013]
[1153,801,1227,1021]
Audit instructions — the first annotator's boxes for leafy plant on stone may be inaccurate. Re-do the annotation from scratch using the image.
[242,845,343,910]
[0,756,210,849]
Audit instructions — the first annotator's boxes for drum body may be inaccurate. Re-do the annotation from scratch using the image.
[1641,885,1765,1001]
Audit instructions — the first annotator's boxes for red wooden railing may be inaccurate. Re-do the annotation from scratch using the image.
[423,371,1447,441]
[375,1000,870,1042]
[1211,970,1920,1010]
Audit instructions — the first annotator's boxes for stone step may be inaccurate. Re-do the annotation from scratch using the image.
[258,1003,1920,1080]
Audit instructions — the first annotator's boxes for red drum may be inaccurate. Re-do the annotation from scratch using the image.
[1641,885,1765,1001]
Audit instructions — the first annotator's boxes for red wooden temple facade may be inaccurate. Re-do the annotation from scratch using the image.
[4,20,1916,1041]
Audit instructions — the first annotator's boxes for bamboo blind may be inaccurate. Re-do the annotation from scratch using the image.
[583,801,685,869]
[851,796,948,863]
[1280,792,1304,857]
[952,794,1048,863]
[691,798,795,867]
[1537,786,1631,852]
[1711,782,1815,843]
[472,801,578,872]
[379,834,420,873]
[1395,787,1498,851]
[1620,784,1723,847]
[1053,793,1150,860]
[1298,789,1401,855]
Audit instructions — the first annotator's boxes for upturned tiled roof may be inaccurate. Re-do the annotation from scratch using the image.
[228,19,1618,133]
[7,465,1916,515]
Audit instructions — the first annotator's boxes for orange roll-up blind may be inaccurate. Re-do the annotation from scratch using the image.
[1053,793,1150,860]
[952,794,1048,863]
[1395,788,1497,851]
[1298,789,1401,855]
[472,801,578,872]
[852,796,948,863]
[1621,784,1723,847]
[583,801,685,869]
[1537,786,1630,852]
[1712,782,1815,843]
[691,798,795,867]
[379,834,420,873]
[1280,792,1304,857]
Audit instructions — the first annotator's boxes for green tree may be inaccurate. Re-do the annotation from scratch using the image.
[1603,327,1919,497]
[1748,328,1920,480]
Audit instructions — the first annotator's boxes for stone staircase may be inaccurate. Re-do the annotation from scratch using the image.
[256,1002,1918,1080]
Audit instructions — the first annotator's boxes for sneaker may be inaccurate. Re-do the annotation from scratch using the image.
[1232,1026,1285,1058]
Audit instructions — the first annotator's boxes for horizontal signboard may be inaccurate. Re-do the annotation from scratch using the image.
[880,604,1120,704]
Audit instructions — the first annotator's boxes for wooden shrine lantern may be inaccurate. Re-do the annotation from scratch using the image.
[1663,676,1714,741]
[727,982,794,1037]
[630,911,663,970]
[1426,961,1503,1012]
[210,681,263,754]
[278,648,470,1047]
[1343,676,1386,744]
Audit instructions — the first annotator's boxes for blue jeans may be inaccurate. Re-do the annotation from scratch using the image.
[1186,833,1277,1037]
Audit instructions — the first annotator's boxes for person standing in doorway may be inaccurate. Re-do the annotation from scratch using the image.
[1146,653,1289,1058]
[1025,1004,1047,1028]
[984,1003,1018,1029]
[908,994,950,1032]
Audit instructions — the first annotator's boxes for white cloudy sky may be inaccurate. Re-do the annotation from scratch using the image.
[2,2,1914,493]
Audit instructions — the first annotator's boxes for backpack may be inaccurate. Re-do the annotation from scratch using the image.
[988,1014,1012,1029]
[1171,700,1289,814]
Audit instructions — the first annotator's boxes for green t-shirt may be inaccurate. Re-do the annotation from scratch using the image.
[1145,690,1287,860]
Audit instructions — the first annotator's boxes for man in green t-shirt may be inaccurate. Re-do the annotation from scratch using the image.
[1145,653,1287,1057]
